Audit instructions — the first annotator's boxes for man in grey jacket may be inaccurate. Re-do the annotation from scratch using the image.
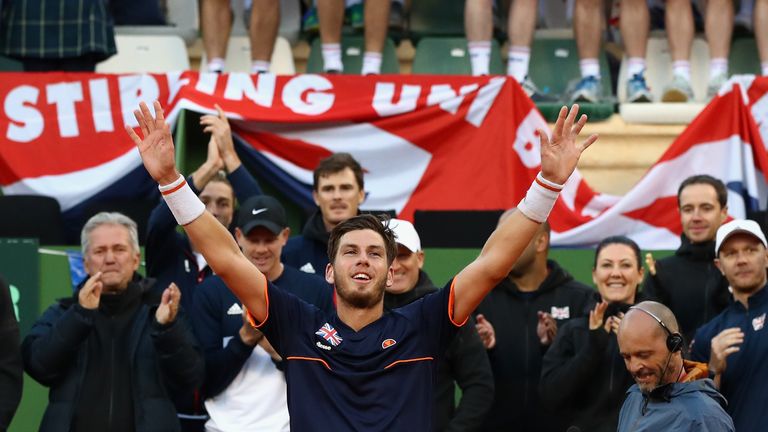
[616,301,733,431]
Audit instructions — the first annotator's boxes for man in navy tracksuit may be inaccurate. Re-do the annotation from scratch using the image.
[193,195,334,431]
[691,219,768,432]
[282,152,364,275]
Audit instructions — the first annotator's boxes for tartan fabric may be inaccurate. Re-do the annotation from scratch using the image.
[1,0,116,60]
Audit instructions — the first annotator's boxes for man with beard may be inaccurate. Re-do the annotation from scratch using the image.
[690,219,768,432]
[282,153,365,275]
[644,175,731,343]
[474,215,594,432]
[127,101,596,431]
[617,301,733,431]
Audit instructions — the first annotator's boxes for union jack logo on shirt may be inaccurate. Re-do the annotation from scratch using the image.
[315,323,343,346]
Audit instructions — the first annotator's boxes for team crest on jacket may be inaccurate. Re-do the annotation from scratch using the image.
[316,323,343,346]
[382,338,397,349]
[550,306,570,320]
[753,313,766,331]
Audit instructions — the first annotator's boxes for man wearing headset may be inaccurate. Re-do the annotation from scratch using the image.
[616,301,734,431]
[691,219,768,432]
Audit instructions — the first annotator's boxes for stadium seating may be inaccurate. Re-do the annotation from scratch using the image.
[618,36,709,124]
[305,36,400,74]
[0,195,64,245]
[412,37,504,75]
[96,34,190,73]
[729,37,760,75]
[407,0,464,42]
[529,33,615,121]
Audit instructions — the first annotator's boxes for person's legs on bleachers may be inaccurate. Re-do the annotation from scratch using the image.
[362,0,392,74]
[249,0,280,73]
[465,0,494,76]
[620,0,652,102]
[202,0,232,73]
[662,0,695,102]
[318,0,345,72]
[570,0,604,103]
[755,0,768,75]
[704,0,734,97]
[508,0,554,100]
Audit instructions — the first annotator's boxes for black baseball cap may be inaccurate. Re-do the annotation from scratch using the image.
[237,195,287,235]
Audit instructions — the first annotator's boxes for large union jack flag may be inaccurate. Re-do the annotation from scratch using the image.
[315,323,343,346]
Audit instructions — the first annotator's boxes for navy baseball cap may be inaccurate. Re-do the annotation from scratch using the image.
[237,195,287,235]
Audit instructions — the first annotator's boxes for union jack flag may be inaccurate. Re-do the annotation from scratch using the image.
[315,323,343,346]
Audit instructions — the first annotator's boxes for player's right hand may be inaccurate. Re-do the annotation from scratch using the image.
[126,101,180,185]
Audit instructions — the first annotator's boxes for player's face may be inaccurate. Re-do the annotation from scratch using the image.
[327,229,393,309]
[313,168,365,231]
[592,243,642,305]
[679,183,727,244]
[200,181,235,228]
[716,233,768,295]
[83,224,140,293]
[618,314,679,394]
[236,226,289,279]
[387,245,424,295]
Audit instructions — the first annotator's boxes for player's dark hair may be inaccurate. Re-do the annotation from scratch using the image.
[593,236,642,270]
[677,174,728,209]
[313,153,364,191]
[328,214,397,266]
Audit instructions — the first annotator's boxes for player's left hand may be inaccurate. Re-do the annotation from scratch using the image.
[538,104,598,185]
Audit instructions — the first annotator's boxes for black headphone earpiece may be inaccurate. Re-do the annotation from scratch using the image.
[629,306,684,353]
[666,332,684,353]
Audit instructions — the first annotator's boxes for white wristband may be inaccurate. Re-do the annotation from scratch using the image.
[159,175,206,225]
[517,173,563,223]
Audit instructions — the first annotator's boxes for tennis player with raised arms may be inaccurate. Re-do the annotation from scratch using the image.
[127,101,596,431]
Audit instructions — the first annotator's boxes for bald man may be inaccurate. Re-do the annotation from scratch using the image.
[616,301,733,431]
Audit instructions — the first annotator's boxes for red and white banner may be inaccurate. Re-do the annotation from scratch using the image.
[1,72,767,249]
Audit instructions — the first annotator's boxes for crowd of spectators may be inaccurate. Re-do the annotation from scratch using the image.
[1,102,765,430]
[3,1,768,431]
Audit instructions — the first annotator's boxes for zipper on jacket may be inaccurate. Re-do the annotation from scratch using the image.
[524,298,531,408]
[108,321,116,429]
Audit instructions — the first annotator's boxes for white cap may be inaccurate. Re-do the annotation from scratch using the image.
[388,218,421,252]
[715,219,768,254]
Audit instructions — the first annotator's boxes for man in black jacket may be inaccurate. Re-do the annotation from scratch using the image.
[0,275,22,431]
[383,219,494,432]
[23,212,204,432]
[644,174,731,344]
[474,212,594,432]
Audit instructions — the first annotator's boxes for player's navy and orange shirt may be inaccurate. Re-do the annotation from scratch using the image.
[252,278,464,431]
